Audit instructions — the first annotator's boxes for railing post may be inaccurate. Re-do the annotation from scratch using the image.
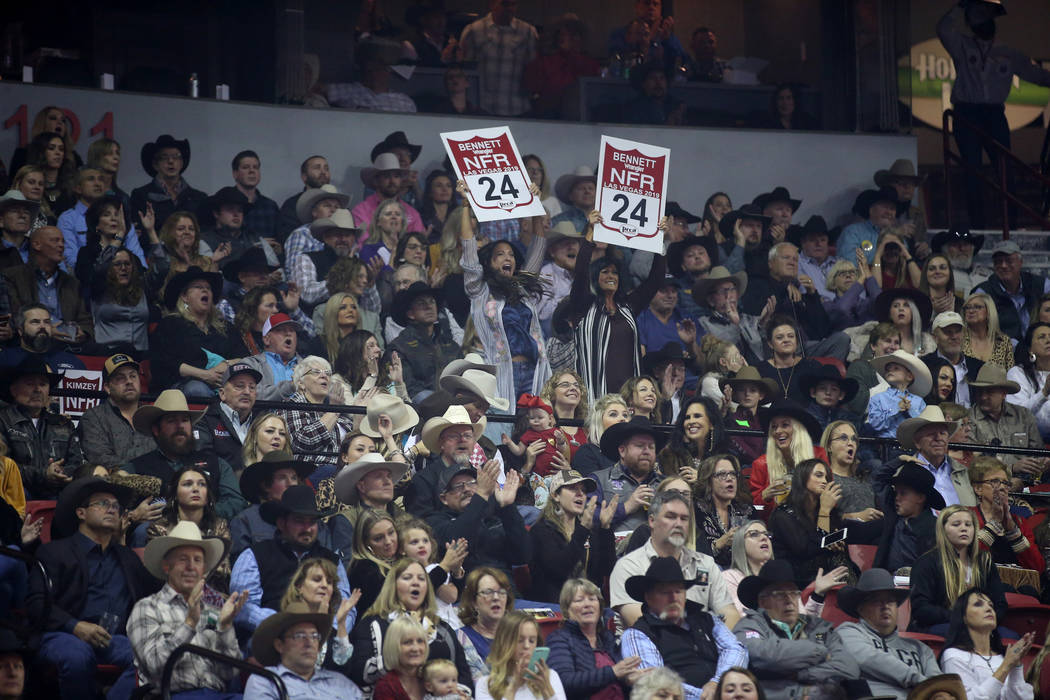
[1001,152,1011,240]
[943,110,954,224]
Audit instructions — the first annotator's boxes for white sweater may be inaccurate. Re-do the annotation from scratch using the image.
[940,648,1034,700]
[476,670,567,700]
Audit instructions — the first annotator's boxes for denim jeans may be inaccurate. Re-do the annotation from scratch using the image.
[37,631,136,700]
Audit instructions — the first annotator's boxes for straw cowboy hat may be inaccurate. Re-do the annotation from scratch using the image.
[142,520,226,580]
[907,674,967,700]
[896,405,959,451]
[359,394,419,438]
[309,208,363,242]
[719,366,780,398]
[296,184,351,224]
[132,389,206,436]
[548,220,584,247]
[837,568,909,618]
[873,159,927,188]
[439,368,510,411]
[554,166,596,205]
[239,450,314,505]
[441,352,496,379]
[361,152,409,190]
[691,267,748,307]
[333,452,410,505]
[421,405,486,453]
[870,349,933,398]
[0,189,40,218]
[965,364,1021,394]
[251,601,332,666]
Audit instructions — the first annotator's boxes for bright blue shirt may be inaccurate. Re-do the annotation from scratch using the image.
[837,221,880,264]
[244,664,363,700]
[501,301,536,361]
[0,237,29,264]
[264,352,299,386]
[866,387,926,437]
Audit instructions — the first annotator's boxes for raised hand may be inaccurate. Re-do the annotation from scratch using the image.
[185,579,205,628]
[219,590,248,630]
[813,566,850,596]
[497,469,521,506]
[676,319,697,346]
[501,433,526,456]
[599,495,620,529]
[581,495,598,525]
[20,513,43,545]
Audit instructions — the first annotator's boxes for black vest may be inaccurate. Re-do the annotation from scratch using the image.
[252,535,340,611]
[631,602,719,689]
[128,449,221,493]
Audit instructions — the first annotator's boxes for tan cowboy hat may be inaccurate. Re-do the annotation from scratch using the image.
[906,674,966,700]
[873,159,927,188]
[361,152,409,190]
[439,369,510,412]
[142,520,226,580]
[896,405,960,451]
[132,389,206,436]
[295,184,351,224]
[870,350,932,398]
[548,220,584,246]
[421,405,485,453]
[719,366,779,398]
[333,452,409,505]
[441,352,496,379]
[965,364,1020,394]
[251,601,332,666]
[692,267,748,306]
[359,394,419,438]
[309,208,363,241]
[554,166,596,205]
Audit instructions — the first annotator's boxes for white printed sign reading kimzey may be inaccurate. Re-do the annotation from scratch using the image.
[441,126,546,222]
[594,135,670,254]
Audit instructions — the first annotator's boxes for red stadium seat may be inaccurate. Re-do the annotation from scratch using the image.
[848,544,877,572]
[899,631,945,657]
[536,613,563,640]
[812,357,846,377]
[819,586,857,626]
[1002,604,1050,646]
[133,548,145,562]
[1007,592,1042,606]
[25,501,57,544]
[1023,643,1043,674]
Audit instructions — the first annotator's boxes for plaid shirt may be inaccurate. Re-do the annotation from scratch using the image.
[284,225,325,279]
[327,82,417,112]
[459,14,537,116]
[279,392,354,464]
[479,218,520,243]
[126,583,240,692]
[243,191,280,240]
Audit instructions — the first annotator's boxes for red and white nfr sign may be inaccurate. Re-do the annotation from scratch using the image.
[441,126,545,223]
[594,135,670,254]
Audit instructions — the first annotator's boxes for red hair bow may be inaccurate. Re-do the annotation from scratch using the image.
[517,393,554,415]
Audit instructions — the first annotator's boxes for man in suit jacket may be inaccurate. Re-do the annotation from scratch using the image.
[26,477,160,700]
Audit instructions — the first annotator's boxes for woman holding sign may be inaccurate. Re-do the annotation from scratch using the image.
[566,211,667,403]
[458,181,552,402]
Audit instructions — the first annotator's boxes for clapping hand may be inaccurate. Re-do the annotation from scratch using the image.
[599,495,619,529]
[219,590,248,631]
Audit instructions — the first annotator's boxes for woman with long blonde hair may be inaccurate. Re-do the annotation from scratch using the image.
[747,401,825,509]
[962,292,1014,369]
[12,164,54,230]
[479,611,566,700]
[908,505,1009,635]
[571,394,629,475]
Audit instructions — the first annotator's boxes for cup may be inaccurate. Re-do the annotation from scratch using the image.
[99,612,121,634]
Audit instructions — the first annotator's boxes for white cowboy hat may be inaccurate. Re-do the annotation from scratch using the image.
[359,394,419,438]
[142,520,226,581]
[360,152,409,190]
[896,405,960,451]
[421,405,485,453]
[309,208,363,241]
[132,389,206,436]
[295,184,351,224]
[333,452,409,505]
[441,352,496,379]
[439,369,510,411]
[869,349,932,398]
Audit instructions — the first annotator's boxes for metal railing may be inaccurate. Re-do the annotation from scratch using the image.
[161,644,288,700]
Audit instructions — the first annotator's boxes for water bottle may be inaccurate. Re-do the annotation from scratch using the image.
[189,72,199,98]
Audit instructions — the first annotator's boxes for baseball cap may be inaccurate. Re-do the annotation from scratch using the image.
[931,311,964,331]
[439,467,478,493]
[222,362,263,384]
[261,313,302,336]
[103,353,140,380]
[991,240,1021,257]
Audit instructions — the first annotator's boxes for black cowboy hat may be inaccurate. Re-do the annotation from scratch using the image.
[0,628,33,658]
[52,476,136,541]
[370,131,422,164]
[0,355,62,402]
[799,364,860,404]
[718,204,771,240]
[786,215,839,248]
[666,201,701,224]
[259,484,334,524]
[599,416,668,460]
[625,556,691,601]
[752,186,802,213]
[198,186,252,228]
[851,187,898,219]
[240,451,315,505]
[891,462,946,511]
[163,265,224,311]
[837,568,909,618]
[642,342,691,375]
[757,399,823,443]
[391,281,444,328]
[930,227,985,254]
[666,235,719,277]
[222,246,278,283]
[737,560,797,611]
[478,240,525,277]
[873,287,933,329]
[140,134,190,177]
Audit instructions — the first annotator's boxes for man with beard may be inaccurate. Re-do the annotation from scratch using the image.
[610,490,740,629]
[974,240,1050,339]
[695,268,773,364]
[931,227,989,296]
[283,183,351,281]
[664,234,715,320]
[719,204,773,277]
[0,303,84,369]
[351,153,425,234]
[967,364,1046,483]
[591,417,668,534]
[620,556,746,700]
[242,313,303,402]
[230,485,351,634]
[291,209,364,312]
[79,354,156,468]
[921,311,983,407]
[277,155,332,241]
[0,356,82,499]
[123,389,249,522]
[389,282,461,401]
[405,405,485,520]
[538,221,582,334]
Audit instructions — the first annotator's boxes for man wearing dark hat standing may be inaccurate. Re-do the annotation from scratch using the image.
[283,183,351,280]
[242,313,304,402]
[0,356,82,499]
[366,132,423,209]
[26,477,158,700]
[550,167,597,235]
[828,568,940,699]
[874,159,929,250]
[620,557,747,700]
[932,227,989,295]
[196,362,262,473]
[967,364,1046,481]
[752,186,801,246]
[215,245,285,324]
[637,278,701,381]
[664,234,718,319]
[0,189,38,270]
[129,135,207,234]
[733,560,857,700]
[974,239,1050,339]
[199,186,281,272]
[389,282,462,401]
[791,216,840,303]
[837,187,900,265]
[873,463,944,572]
[79,354,156,469]
[591,417,666,533]
[230,485,351,634]
[232,149,280,242]
[718,204,773,277]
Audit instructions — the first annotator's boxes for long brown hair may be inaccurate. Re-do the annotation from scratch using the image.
[485,612,544,700]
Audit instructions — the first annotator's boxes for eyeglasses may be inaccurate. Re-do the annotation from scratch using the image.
[304,369,332,378]
[478,588,508,599]
[712,471,737,481]
[86,499,123,513]
[443,430,475,442]
[744,530,772,540]
[831,434,859,444]
[978,479,1010,488]
[285,631,322,643]
[446,479,477,493]
[156,154,183,163]
[556,381,581,390]
[760,589,800,601]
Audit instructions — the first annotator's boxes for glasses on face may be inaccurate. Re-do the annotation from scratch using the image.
[87,499,123,513]
[478,588,508,599]
[832,433,858,444]
[761,589,801,601]
[556,381,581,390]
[446,479,477,493]
[286,631,322,643]
[745,530,772,541]
[444,430,475,442]
[712,470,737,481]
[304,369,332,378]
[156,154,183,163]
[979,479,1010,488]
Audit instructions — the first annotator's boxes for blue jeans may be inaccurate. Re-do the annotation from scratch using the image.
[175,378,215,399]
[38,631,136,700]
[511,360,532,401]
[0,554,27,617]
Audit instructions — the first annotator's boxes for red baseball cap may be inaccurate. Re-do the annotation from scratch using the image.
[261,313,302,335]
